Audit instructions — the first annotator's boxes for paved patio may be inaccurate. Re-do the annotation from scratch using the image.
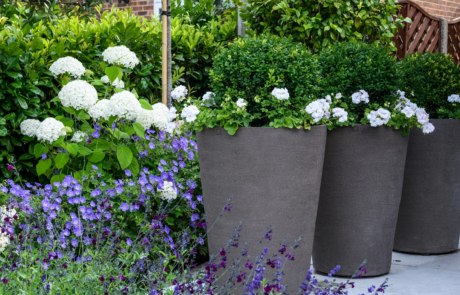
[312,240,460,294]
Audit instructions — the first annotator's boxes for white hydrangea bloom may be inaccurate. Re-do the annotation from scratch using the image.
[351,90,369,104]
[335,93,342,99]
[158,181,177,201]
[447,94,460,103]
[36,118,66,144]
[88,99,110,121]
[101,76,125,89]
[236,98,247,108]
[49,56,86,79]
[422,122,435,134]
[105,91,142,121]
[202,92,215,107]
[332,108,348,123]
[171,85,188,102]
[102,46,140,69]
[181,105,200,123]
[71,131,87,143]
[136,109,156,130]
[401,106,415,118]
[0,233,9,252]
[151,103,170,130]
[59,80,98,111]
[20,119,41,137]
[416,108,429,125]
[271,88,290,100]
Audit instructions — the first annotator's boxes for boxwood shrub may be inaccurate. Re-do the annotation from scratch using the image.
[318,42,398,120]
[396,52,460,118]
[210,35,321,126]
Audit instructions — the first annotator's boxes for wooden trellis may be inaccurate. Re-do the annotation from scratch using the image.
[448,21,460,64]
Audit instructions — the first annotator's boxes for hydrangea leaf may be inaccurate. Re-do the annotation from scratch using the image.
[117,145,133,170]
[132,122,145,139]
[105,67,123,84]
[36,158,52,176]
[88,149,105,163]
[139,99,153,110]
[55,116,74,127]
[88,139,111,151]
[54,153,70,169]
[33,143,49,159]
[127,157,139,176]
[66,143,79,155]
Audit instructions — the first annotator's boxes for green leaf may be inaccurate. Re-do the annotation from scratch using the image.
[105,67,123,83]
[77,110,91,120]
[16,97,28,109]
[56,116,74,127]
[224,122,238,135]
[127,157,139,176]
[81,121,92,132]
[34,143,49,158]
[139,99,153,110]
[19,154,34,160]
[54,153,70,169]
[50,174,66,186]
[88,149,105,163]
[62,106,75,115]
[77,146,93,157]
[66,143,79,155]
[117,145,133,169]
[36,159,52,176]
[132,122,145,139]
[113,129,129,139]
[88,139,112,150]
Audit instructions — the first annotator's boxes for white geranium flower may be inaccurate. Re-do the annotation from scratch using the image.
[171,85,188,102]
[158,181,177,201]
[181,105,200,123]
[325,95,332,103]
[416,108,429,125]
[447,94,460,103]
[151,103,170,130]
[335,93,342,99]
[0,233,9,252]
[422,122,435,134]
[271,88,290,100]
[368,108,390,127]
[36,118,66,144]
[58,80,98,111]
[401,106,415,118]
[352,90,369,104]
[71,131,87,143]
[397,90,405,99]
[101,76,125,89]
[236,98,247,108]
[305,101,322,114]
[20,119,41,137]
[88,99,110,121]
[377,108,391,123]
[332,108,348,123]
[317,99,330,112]
[169,107,178,121]
[311,108,325,122]
[49,56,85,79]
[105,91,142,121]
[202,92,215,106]
[102,46,140,69]
[165,122,176,134]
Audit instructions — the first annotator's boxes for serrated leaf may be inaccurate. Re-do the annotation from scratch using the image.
[36,158,52,176]
[132,122,145,139]
[88,149,105,163]
[54,153,70,169]
[117,145,133,169]
[34,143,49,158]
[88,139,112,150]
[127,157,139,176]
[66,143,79,155]
[139,99,153,110]
[105,67,123,83]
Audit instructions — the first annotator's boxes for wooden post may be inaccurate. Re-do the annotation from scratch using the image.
[167,0,172,108]
[161,0,170,106]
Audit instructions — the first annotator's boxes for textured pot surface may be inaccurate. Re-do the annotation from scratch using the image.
[313,125,409,277]
[196,126,327,291]
[394,119,460,254]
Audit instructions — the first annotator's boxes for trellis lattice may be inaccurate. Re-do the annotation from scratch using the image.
[448,21,460,64]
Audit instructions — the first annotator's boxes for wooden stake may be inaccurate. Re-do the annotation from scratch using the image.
[161,0,168,106]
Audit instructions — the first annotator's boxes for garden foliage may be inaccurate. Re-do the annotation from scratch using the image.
[239,0,410,53]
[396,52,460,119]
[318,42,399,121]
[0,5,236,180]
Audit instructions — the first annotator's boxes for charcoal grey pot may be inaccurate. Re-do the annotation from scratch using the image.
[196,126,327,291]
[394,119,460,254]
[312,125,409,277]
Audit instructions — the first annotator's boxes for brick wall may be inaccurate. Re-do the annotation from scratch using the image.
[412,0,460,19]
[102,0,155,17]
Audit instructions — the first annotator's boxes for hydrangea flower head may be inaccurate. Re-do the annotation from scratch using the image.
[20,119,41,137]
[58,80,98,111]
[49,56,86,79]
[447,94,460,103]
[102,46,140,69]
[105,91,142,121]
[157,181,177,201]
[36,118,66,144]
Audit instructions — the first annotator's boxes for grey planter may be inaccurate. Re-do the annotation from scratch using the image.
[196,126,327,290]
[312,125,409,277]
[394,119,460,254]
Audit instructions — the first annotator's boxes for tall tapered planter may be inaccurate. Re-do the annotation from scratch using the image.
[394,119,460,254]
[196,126,327,290]
[313,125,409,277]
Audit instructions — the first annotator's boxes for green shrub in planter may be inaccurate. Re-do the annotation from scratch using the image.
[318,42,398,120]
[396,52,460,119]
[209,35,321,128]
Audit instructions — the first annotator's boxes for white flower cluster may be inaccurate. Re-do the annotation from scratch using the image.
[171,85,188,102]
[151,102,171,130]
[59,80,98,111]
[202,92,215,107]
[166,120,184,134]
[181,105,200,123]
[101,75,125,89]
[105,91,142,121]
[367,108,391,127]
[332,108,348,123]
[49,56,86,79]
[71,131,87,143]
[271,88,290,100]
[236,98,247,108]
[395,90,435,134]
[102,46,140,69]
[305,98,331,122]
[447,94,460,103]
[0,205,15,252]
[0,234,8,252]
[88,99,110,121]
[352,90,370,104]
[158,181,178,201]
[36,118,66,144]
[20,119,41,137]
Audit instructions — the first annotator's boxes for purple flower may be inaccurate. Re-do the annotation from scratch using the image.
[158,165,164,172]
[92,130,100,139]
[120,203,129,212]
[179,161,186,169]
[71,239,78,247]
[6,164,14,172]
[191,213,199,222]
[91,165,98,171]
[125,170,131,177]
[1,277,7,284]
[42,153,47,160]
[94,124,101,131]
[149,142,155,150]
[127,238,132,246]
